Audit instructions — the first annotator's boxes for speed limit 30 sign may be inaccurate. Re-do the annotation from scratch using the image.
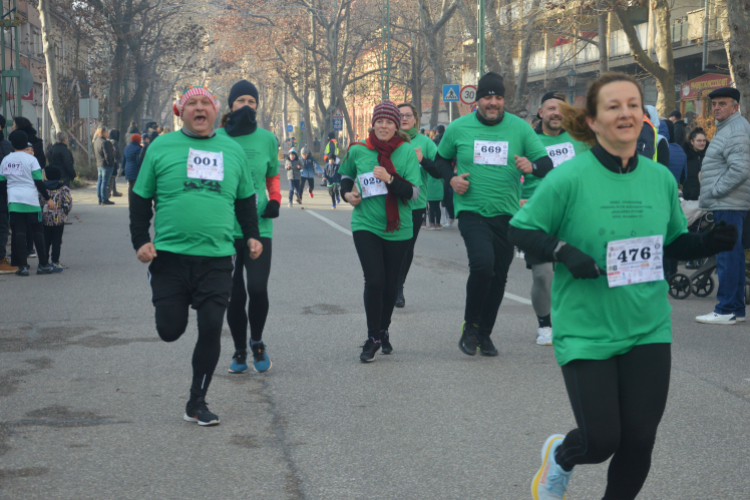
[460,85,477,105]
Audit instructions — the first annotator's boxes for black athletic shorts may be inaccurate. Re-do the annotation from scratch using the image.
[147,251,234,309]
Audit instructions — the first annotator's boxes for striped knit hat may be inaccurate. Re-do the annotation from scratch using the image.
[173,85,220,117]
[371,100,402,130]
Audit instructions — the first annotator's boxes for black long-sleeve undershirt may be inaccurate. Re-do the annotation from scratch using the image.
[420,156,442,179]
[508,226,719,265]
[129,193,260,251]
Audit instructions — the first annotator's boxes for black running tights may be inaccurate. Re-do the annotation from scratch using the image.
[353,230,410,339]
[556,343,671,500]
[397,208,425,289]
[155,300,227,398]
[226,237,273,350]
[9,212,48,268]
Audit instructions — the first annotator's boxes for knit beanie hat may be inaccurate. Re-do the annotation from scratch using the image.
[371,100,401,130]
[476,72,505,100]
[9,130,28,150]
[328,131,335,140]
[45,165,62,180]
[228,80,259,109]
[131,133,142,143]
[173,85,219,117]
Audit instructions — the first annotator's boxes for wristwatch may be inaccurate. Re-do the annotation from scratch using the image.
[386,175,394,185]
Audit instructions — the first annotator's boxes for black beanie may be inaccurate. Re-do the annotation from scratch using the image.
[45,165,62,180]
[476,72,505,100]
[9,130,28,151]
[228,80,259,109]
[328,131,335,140]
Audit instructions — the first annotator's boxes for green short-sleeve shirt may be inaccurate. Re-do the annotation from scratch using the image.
[216,127,279,239]
[409,132,438,210]
[510,151,688,366]
[521,130,589,199]
[133,131,255,257]
[339,141,422,241]
[437,112,548,218]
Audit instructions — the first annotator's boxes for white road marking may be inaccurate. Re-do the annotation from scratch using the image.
[305,209,353,236]
[306,209,532,306]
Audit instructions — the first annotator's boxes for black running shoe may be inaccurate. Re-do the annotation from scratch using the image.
[478,333,498,356]
[360,338,381,362]
[458,322,480,356]
[184,396,220,426]
[381,331,393,355]
[395,288,405,308]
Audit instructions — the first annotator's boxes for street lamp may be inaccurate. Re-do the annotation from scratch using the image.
[566,68,577,103]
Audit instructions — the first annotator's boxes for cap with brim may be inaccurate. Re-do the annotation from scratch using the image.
[707,87,740,103]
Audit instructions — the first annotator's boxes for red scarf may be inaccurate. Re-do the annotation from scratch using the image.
[360,130,412,233]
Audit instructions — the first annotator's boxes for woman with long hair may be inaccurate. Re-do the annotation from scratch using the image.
[682,126,709,201]
[92,125,116,205]
[509,72,737,500]
[339,100,421,362]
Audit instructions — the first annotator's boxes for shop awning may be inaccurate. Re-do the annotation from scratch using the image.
[680,73,733,100]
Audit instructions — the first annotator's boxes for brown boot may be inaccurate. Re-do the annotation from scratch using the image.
[0,257,18,274]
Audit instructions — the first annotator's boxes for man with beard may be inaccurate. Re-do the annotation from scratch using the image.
[435,72,554,357]
[520,92,589,346]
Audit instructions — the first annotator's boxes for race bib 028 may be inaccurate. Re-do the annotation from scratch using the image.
[546,142,575,168]
[358,171,388,199]
[606,235,664,288]
[473,141,509,166]
[187,149,224,181]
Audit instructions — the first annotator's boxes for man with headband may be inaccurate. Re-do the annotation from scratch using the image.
[435,71,553,357]
[129,85,263,426]
[521,92,589,346]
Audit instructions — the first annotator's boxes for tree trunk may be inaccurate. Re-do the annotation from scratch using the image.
[722,0,750,118]
[38,0,65,134]
[282,84,289,144]
[514,0,542,106]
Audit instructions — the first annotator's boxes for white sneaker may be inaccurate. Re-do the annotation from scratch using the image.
[536,327,553,346]
[695,312,737,325]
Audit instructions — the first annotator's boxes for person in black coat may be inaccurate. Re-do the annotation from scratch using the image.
[46,132,77,187]
[107,128,123,197]
[0,113,14,271]
[126,121,139,135]
[137,130,159,168]
[669,110,687,148]
[682,127,709,201]
[13,116,45,168]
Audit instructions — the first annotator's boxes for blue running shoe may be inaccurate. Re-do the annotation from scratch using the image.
[531,434,573,500]
[228,349,248,374]
[251,342,272,373]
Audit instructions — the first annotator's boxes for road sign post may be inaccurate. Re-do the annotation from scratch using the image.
[332,108,344,132]
[460,85,477,105]
[79,98,99,171]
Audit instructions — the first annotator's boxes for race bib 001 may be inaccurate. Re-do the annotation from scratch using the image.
[606,235,663,288]
[358,172,388,199]
[546,142,575,167]
[187,149,224,181]
[2,162,22,176]
[473,141,509,166]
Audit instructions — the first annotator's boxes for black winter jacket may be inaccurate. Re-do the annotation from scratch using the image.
[93,137,115,167]
[683,142,708,201]
[46,143,76,183]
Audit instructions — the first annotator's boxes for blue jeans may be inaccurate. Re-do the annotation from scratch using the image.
[713,210,746,316]
[97,166,114,202]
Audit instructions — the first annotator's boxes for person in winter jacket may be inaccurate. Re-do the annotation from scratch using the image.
[696,87,750,325]
[285,147,302,206]
[39,165,72,268]
[299,147,318,198]
[127,121,139,135]
[323,131,338,161]
[664,120,687,185]
[682,127,708,201]
[13,116,45,168]
[46,132,76,187]
[123,134,143,200]
[137,131,160,169]
[0,113,15,273]
[323,154,341,208]
[669,110,687,147]
[93,126,116,205]
[107,128,123,197]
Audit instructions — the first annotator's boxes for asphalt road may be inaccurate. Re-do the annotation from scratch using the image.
[1,176,749,499]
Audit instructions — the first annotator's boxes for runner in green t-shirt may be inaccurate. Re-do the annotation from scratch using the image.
[217,80,281,376]
[339,100,422,362]
[129,85,263,427]
[434,71,553,357]
[506,73,736,500]
[520,92,590,347]
[394,102,442,309]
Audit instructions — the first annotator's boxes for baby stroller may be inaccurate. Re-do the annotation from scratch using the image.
[668,208,716,299]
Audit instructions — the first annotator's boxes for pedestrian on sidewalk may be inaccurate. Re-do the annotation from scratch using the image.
[107,128,123,198]
[285,147,302,207]
[0,113,16,274]
[93,126,116,205]
[299,147,318,198]
[46,132,76,188]
[123,134,143,202]
[695,86,750,325]
[0,130,62,276]
[40,165,72,269]
[218,79,280,374]
[129,84,262,426]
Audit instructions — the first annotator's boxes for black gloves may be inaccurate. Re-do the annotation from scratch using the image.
[262,200,280,219]
[703,221,738,254]
[556,244,602,280]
